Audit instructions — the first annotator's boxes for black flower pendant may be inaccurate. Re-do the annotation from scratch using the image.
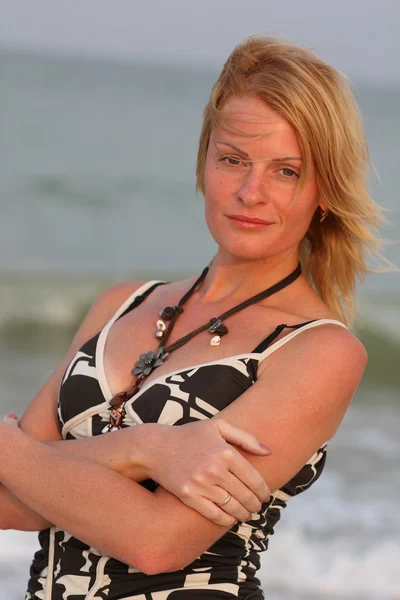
[131,346,169,377]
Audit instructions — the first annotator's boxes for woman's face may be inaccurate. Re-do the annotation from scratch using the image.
[204,95,321,263]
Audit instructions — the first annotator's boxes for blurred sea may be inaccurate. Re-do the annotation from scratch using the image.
[0,48,399,599]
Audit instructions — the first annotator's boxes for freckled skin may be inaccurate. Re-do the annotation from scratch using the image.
[204,96,323,264]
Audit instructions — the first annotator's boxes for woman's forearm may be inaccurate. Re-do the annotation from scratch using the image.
[45,424,152,481]
[0,483,52,531]
[0,424,157,531]
[0,422,164,570]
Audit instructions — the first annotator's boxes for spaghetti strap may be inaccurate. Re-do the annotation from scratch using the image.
[258,318,348,362]
[107,280,166,326]
[116,280,166,321]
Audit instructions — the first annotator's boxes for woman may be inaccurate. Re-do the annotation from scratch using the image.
[0,36,382,598]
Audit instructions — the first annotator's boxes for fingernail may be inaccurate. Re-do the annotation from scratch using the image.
[5,413,18,420]
[259,443,272,455]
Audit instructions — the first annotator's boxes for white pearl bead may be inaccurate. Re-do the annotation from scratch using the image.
[155,330,164,339]
[156,320,166,331]
[210,335,221,346]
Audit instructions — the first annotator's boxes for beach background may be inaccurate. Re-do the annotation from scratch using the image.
[0,1,399,598]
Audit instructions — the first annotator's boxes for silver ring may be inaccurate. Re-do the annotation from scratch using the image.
[219,493,232,507]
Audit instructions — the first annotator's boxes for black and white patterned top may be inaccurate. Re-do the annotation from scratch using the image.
[25,280,347,600]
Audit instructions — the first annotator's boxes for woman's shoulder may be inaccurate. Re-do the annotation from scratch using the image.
[65,280,149,357]
[263,288,367,361]
[90,280,149,322]
[268,305,367,373]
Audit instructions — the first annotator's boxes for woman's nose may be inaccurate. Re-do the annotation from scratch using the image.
[237,168,267,206]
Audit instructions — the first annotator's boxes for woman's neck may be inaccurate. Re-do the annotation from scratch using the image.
[198,251,301,304]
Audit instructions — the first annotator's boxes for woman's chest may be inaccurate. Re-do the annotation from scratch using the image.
[102,301,284,400]
[58,330,259,439]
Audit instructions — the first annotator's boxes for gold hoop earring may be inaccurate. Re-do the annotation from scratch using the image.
[319,209,328,223]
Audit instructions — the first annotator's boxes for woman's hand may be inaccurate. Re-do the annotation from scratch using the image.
[145,419,272,527]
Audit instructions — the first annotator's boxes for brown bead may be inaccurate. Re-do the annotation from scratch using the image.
[110,395,125,408]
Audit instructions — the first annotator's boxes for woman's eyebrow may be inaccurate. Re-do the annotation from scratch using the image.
[270,156,302,162]
[214,142,301,162]
[215,141,250,158]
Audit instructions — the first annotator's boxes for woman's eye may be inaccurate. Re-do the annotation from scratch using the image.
[223,156,242,166]
[280,167,299,178]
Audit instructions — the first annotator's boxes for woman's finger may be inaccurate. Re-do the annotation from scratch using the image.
[3,414,19,426]
[207,485,253,523]
[213,419,272,456]
[211,472,262,514]
[226,448,271,503]
[183,494,238,528]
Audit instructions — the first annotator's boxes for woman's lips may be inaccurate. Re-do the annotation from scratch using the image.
[227,215,274,230]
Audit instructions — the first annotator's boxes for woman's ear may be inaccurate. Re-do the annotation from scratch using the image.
[318,200,328,212]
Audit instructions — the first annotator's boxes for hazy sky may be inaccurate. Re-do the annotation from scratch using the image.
[1,0,399,84]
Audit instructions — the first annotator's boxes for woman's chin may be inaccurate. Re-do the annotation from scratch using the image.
[215,241,281,264]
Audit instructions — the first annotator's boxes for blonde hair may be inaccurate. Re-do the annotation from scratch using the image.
[196,36,389,326]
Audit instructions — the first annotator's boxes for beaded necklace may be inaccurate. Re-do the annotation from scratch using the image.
[104,262,302,432]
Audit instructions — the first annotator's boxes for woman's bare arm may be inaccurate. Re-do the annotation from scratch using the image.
[0,324,367,575]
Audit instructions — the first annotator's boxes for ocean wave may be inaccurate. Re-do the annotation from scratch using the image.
[0,276,108,332]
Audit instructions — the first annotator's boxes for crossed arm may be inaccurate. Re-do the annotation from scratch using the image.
[0,283,367,575]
